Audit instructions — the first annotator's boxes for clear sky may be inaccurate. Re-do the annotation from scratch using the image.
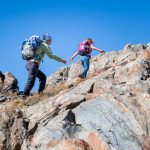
[0,0,150,91]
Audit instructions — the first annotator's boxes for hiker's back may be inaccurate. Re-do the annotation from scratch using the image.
[21,35,42,60]
[78,41,92,56]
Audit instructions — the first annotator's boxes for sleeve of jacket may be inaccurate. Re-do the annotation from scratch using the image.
[40,43,63,62]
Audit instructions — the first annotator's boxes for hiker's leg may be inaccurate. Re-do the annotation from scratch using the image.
[37,70,46,93]
[83,60,90,78]
[81,59,85,68]
[82,56,90,78]
[23,62,39,96]
[80,56,87,78]
[79,59,84,78]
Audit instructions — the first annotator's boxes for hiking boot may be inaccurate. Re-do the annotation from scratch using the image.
[18,92,28,100]
[21,95,27,100]
[17,91,24,95]
[78,74,83,79]
[38,91,44,95]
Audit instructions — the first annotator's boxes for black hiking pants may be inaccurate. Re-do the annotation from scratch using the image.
[23,61,46,96]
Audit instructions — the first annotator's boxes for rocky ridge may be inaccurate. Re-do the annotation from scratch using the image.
[0,43,150,150]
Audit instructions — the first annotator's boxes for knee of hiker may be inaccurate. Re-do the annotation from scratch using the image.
[84,65,89,70]
[40,74,46,81]
[27,77,36,86]
[43,74,46,80]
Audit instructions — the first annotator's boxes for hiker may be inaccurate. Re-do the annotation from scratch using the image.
[22,33,67,98]
[69,38,105,79]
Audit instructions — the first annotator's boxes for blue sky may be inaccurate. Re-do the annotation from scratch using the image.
[0,0,150,91]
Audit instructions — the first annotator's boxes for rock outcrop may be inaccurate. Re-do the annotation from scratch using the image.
[0,72,19,94]
[1,43,150,150]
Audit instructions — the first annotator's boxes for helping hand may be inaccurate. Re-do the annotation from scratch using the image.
[100,50,105,53]
[69,58,73,62]
[62,60,67,64]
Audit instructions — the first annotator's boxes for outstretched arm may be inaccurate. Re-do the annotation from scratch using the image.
[69,51,79,62]
[91,45,105,53]
[41,43,66,64]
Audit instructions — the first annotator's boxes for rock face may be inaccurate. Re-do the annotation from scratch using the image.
[46,67,70,88]
[1,43,150,150]
[0,109,27,149]
[0,72,19,93]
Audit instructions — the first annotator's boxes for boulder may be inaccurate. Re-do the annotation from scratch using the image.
[74,98,144,150]
[1,72,19,93]
[46,67,70,88]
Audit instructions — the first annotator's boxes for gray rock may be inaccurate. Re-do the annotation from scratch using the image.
[1,72,19,93]
[74,97,144,150]
[46,67,70,88]
[0,95,7,102]
[123,44,146,53]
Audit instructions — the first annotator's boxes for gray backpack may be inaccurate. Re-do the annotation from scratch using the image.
[21,35,42,60]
